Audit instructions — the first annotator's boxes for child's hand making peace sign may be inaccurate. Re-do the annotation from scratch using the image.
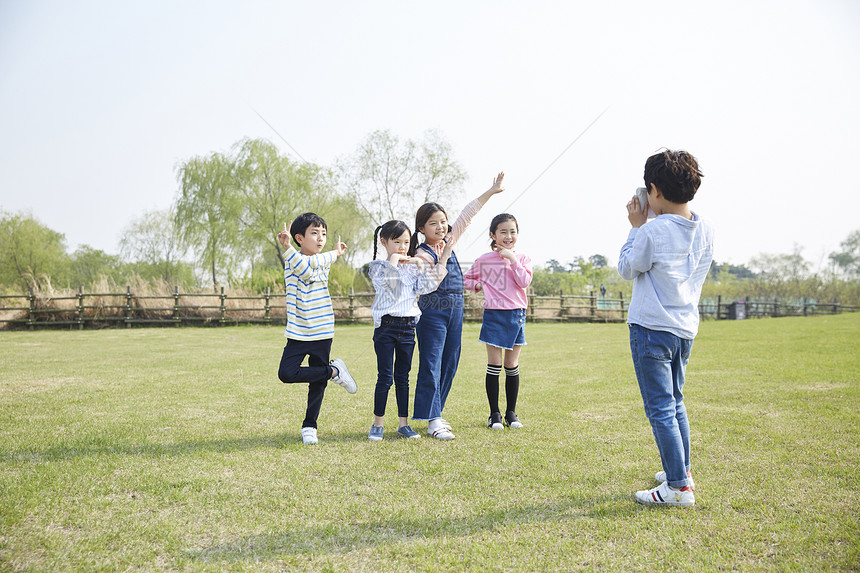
[278,221,293,249]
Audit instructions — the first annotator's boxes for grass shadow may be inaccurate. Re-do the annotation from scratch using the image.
[1,429,458,463]
[188,493,631,564]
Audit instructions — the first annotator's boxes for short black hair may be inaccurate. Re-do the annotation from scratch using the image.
[644,149,703,204]
[291,212,327,246]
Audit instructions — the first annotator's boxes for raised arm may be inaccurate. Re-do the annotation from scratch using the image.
[475,172,505,208]
[448,172,505,242]
[278,220,341,281]
[618,228,654,280]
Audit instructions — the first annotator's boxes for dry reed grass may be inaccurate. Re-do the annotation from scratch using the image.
[0,276,293,329]
[0,275,627,330]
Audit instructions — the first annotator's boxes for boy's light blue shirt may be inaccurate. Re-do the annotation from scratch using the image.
[618,213,715,339]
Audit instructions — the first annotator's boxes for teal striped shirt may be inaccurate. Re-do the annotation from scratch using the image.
[283,245,337,341]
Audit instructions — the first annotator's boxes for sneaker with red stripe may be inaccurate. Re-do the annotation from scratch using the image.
[655,470,695,491]
[634,482,695,507]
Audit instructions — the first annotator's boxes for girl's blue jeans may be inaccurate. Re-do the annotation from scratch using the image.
[413,293,463,420]
[373,316,417,418]
[629,324,693,489]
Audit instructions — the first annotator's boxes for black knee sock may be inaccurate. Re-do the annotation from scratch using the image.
[505,365,520,414]
[485,364,501,413]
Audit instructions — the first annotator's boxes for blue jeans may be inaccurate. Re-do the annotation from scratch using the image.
[629,324,693,489]
[373,316,417,418]
[413,293,463,420]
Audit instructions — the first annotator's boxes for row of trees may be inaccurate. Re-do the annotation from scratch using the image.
[1,130,466,294]
[0,211,196,293]
[3,125,860,302]
[526,235,860,305]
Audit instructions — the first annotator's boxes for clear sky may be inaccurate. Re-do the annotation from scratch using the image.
[2,0,859,270]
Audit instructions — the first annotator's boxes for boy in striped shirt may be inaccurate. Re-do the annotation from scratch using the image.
[276,213,357,445]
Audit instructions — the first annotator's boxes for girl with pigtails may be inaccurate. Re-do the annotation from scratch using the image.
[410,173,506,440]
[366,220,453,441]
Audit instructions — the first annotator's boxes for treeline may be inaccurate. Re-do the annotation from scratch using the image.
[1,129,465,296]
[702,240,860,305]
[3,129,859,304]
[531,233,860,306]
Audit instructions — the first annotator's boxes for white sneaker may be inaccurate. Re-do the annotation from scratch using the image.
[330,358,357,394]
[437,418,453,431]
[429,427,455,440]
[655,470,695,491]
[428,418,455,440]
[635,482,695,507]
[300,427,318,445]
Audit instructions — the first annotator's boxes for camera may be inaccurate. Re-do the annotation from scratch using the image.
[635,187,657,219]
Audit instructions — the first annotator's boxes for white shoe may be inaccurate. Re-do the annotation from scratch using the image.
[300,427,318,445]
[429,427,455,441]
[655,470,695,491]
[330,358,357,394]
[635,482,695,507]
[428,418,455,440]
[437,418,452,431]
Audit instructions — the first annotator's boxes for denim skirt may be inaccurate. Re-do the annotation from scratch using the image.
[479,308,527,350]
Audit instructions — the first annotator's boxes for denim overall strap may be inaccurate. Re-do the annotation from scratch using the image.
[418,243,438,264]
[438,249,463,292]
[418,242,462,293]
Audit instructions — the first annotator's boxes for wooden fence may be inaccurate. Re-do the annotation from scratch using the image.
[0,288,856,330]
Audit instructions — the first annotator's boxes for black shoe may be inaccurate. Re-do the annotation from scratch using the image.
[487,411,503,430]
[504,411,523,428]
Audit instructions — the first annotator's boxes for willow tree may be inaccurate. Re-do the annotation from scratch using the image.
[232,138,367,269]
[0,211,68,290]
[174,152,238,290]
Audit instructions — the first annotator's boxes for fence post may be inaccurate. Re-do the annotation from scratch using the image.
[348,287,355,323]
[125,286,132,328]
[559,290,565,323]
[619,291,625,321]
[717,295,722,320]
[264,286,271,323]
[173,286,181,326]
[802,297,807,317]
[773,297,779,318]
[590,291,596,321]
[77,285,84,329]
[220,286,226,323]
[528,288,535,322]
[28,288,35,330]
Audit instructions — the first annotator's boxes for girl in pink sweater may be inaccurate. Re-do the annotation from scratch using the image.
[463,213,533,430]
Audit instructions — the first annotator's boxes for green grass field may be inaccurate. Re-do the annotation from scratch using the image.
[1,315,858,571]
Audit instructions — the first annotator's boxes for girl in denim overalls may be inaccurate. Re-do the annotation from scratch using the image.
[409,173,506,440]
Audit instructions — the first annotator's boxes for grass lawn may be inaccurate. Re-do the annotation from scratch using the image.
[1,314,858,571]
